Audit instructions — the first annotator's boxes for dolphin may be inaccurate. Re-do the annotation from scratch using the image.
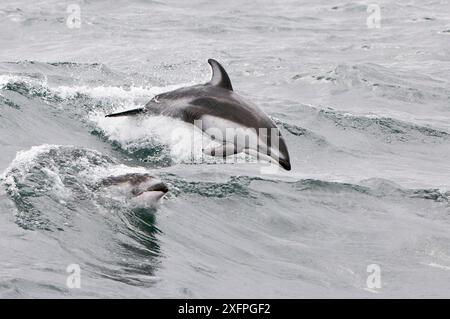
[105,59,291,170]
[99,173,168,207]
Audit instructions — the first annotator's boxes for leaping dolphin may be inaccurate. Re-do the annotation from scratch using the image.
[105,59,291,170]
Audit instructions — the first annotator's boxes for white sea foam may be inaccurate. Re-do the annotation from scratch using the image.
[51,83,185,100]
[0,74,41,88]
[1,144,58,177]
[90,112,219,163]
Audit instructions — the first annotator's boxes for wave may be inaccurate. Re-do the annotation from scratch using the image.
[1,144,164,230]
[0,94,20,109]
[317,108,449,143]
[161,173,449,204]
[5,144,445,224]
[294,178,449,203]
[0,61,120,81]
[0,72,211,165]
[161,174,258,199]
[293,63,450,104]
[0,144,167,285]
[272,117,330,146]
[1,76,63,104]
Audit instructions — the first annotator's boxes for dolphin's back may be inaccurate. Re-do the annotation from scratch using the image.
[148,84,276,131]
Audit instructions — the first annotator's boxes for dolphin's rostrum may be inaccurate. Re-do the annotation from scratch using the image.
[106,59,291,170]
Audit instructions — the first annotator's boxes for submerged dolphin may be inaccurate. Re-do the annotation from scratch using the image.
[99,173,168,207]
[106,59,291,170]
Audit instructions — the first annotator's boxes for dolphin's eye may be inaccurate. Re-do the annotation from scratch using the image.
[131,188,143,196]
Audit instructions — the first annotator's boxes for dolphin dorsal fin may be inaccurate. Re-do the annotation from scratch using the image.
[207,59,233,91]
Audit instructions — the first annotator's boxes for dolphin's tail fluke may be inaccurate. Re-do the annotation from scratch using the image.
[105,108,146,118]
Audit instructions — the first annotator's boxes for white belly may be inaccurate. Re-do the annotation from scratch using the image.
[199,115,260,151]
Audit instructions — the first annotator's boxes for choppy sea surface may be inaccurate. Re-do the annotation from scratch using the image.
[0,0,449,298]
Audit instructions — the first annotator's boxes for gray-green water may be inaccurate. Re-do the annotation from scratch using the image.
[0,0,449,297]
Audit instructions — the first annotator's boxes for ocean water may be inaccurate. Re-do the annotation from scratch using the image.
[0,0,449,298]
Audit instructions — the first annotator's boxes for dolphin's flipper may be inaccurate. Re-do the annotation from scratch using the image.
[207,59,233,91]
[105,108,146,118]
[202,143,237,157]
